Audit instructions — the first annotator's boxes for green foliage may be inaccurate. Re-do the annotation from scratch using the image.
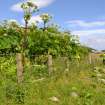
[0,23,21,54]
[0,54,105,105]
[0,17,90,59]
[5,82,25,104]
[31,65,48,78]
[27,26,87,60]
[35,55,48,64]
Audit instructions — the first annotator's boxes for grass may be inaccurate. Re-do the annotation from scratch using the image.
[1,56,105,105]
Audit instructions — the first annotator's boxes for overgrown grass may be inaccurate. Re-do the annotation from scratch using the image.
[0,56,105,105]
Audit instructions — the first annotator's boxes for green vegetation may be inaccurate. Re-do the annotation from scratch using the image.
[1,56,105,105]
[0,1,105,105]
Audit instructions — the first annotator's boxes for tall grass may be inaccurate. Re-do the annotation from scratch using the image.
[0,56,105,105]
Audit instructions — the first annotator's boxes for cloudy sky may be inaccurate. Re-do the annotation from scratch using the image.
[0,0,105,50]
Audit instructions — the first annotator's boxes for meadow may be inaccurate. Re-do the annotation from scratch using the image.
[1,55,105,105]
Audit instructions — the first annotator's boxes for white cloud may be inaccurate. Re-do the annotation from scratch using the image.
[84,36,105,50]
[71,29,105,50]
[11,0,55,12]
[67,20,105,28]
[72,29,105,36]
[21,15,43,25]
[11,2,22,12]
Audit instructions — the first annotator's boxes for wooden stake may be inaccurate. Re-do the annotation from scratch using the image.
[16,53,24,84]
[48,54,53,76]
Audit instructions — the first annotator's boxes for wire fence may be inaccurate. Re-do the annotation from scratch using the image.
[0,53,103,83]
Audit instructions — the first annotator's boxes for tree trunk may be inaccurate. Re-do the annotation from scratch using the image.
[48,54,53,75]
[16,53,24,84]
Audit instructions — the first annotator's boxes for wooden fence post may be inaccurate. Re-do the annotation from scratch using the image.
[48,54,53,76]
[16,53,24,84]
[65,57,69,71]
[89,53,92,64]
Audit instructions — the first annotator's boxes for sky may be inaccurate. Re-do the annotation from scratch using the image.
[0,0,105,50]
